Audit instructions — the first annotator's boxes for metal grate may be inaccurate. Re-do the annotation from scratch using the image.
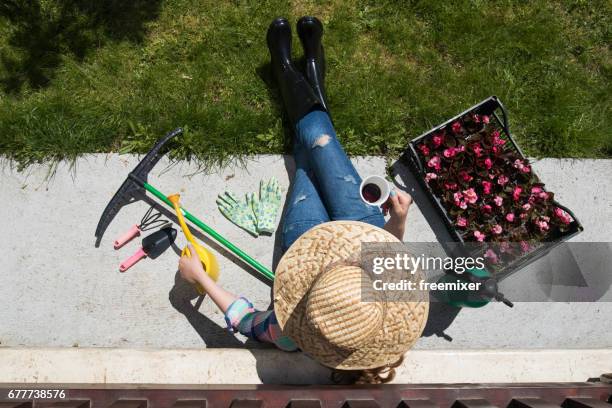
[1,382,611,408]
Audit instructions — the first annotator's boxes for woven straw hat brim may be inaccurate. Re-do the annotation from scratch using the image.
[274,221,429,370]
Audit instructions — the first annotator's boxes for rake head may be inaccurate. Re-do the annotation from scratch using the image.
[94,128,183,247]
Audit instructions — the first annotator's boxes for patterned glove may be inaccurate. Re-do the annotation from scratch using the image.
[216,191,259,236]
[252,177,282,234]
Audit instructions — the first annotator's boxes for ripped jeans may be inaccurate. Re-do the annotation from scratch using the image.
[281,110,385,253]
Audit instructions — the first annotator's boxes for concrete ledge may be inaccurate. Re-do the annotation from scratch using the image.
[1,156,611,350]
[1,348,609,385]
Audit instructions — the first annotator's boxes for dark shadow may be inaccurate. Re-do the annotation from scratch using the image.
[389,157,463,338]
[168,270,245,348]
[389,157,456,244]
[420,300,461,342]
[0,0,162,93]
[271,155,297,271]
[255,62,294,152]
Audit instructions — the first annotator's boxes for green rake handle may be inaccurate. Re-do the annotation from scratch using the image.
[143,182,275,282]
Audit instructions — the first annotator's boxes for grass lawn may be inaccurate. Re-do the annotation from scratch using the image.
[0,0,610,169]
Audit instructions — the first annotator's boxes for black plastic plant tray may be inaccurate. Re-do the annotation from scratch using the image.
[401,96,583,281]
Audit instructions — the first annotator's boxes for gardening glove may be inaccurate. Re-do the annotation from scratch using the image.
[216,191,259,237]
[252,177,282,234]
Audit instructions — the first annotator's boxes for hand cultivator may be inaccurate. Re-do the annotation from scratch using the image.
[95,128,275,283]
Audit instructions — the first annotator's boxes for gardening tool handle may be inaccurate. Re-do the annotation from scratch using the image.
[114,225,141,249]
[119,247,147,272]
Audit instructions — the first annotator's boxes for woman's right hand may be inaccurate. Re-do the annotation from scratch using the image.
[178,245,205,284]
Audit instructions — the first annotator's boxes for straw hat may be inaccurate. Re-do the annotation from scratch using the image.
[274,221,429,370]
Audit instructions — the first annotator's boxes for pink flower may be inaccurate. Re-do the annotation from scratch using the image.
[471,143,483,157]
[492,131,506,146]
[505,213,515,222]
[520,212,528,219]
[535,219,549,233]
[432,133,444,148]
[427,155,441,171]
[500,242,511,253]
[453,192,467,209]
[554,207,573,225]
[497,175,509,186]
[456,217,468,228]
[444,181,458,190]
[418,144,430,156]
[491,224,503,235]
[522,203,531,211]
[463,188,478,204]
[474,231,486,242]
[482,204,492,213]
[512,186,522,202]
[425,172,437,182]
[538,191,550,200]
[459,170,473,182]
[521,165,531,173]
[531,186,543,195]
[482,115,490,124]
[520,241,531,253]
[483,157,493,170]
[443,147,458,158]
[451,121,462,134]
[513,159,525,171]
[482,180,493,194]
[484,248,499,263]
[493,196,503,207]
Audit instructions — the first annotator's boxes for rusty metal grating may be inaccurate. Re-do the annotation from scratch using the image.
[0,382,611,408]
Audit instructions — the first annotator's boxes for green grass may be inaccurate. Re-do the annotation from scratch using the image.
[0,0,610,169]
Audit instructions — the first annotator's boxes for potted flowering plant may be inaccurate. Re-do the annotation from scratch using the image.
[405,97,582,276]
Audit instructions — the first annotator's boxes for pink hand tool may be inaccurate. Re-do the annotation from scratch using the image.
[119,226,177,272]
[114,207,168,249]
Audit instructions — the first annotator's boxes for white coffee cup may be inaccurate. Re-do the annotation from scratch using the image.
[359,175,391,206]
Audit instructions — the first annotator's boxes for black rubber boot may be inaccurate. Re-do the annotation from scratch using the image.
[267,17,324,127]
[297,16,329,114]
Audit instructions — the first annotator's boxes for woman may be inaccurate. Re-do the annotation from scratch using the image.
[179,16,428,384]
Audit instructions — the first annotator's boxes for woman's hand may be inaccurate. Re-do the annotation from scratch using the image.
[383,189,412,241]
[178,245,206,284]
[384,190,413,221]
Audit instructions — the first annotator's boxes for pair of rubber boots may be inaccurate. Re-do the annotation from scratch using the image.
[267,16,329,127]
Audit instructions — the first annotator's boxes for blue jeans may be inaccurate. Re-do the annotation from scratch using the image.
[281,110,385,253]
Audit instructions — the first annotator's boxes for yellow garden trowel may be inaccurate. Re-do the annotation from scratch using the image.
[167,194,220,294]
